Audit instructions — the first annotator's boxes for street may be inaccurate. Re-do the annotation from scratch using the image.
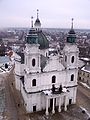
[3,73,19,120]
[77,83,90,113]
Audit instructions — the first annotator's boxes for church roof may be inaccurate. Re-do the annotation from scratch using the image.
[67,18,76,43]
[34,18,41,26]
[26,29,49,49]
[37,30,49,49]
[26,12,49,49]
[16,52,24,64]
[34,9,41,27]
[68,18,75,35]
[68,28,75,34]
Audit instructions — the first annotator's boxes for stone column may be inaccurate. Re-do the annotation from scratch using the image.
[52,98,55,114]
[64,95,67,111]
[58,97,61,112]
[45,97,49,115]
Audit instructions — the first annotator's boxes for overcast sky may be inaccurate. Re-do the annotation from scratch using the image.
[0,0,90,29]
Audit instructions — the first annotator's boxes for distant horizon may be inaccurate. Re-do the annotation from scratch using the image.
[0,0,90,29]
[0,27,90,31]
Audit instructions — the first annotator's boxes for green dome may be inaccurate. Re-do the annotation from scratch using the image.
[26,29,49,49]
[37,31,49,49]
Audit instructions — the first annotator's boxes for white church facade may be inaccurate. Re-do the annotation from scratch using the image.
[14,11,79,115]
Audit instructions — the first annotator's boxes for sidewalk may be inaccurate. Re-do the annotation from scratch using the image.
[6,68,29,120]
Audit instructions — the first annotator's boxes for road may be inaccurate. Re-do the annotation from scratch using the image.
[3,69,29,120]
[77,83,90,113]
[3,73,19,120]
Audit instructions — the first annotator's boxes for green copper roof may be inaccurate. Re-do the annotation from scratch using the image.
[67,27,76,43]
[26,28,38,44]
[26,29,49,49]
[37,31,49,49]
[67,18,76,43]
[67,34,76,43]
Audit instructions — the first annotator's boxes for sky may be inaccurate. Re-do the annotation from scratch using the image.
[0,0,90,29]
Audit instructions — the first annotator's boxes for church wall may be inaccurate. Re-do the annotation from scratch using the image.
[15,75,21,90]
[24,70,66,93]
[67,87,77,104]
[65,69,78,86]
[15,60,24,90]
[21,85,45,112]
[15,61,24,76]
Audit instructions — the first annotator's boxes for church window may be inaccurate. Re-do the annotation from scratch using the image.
[83,72,85,76]
[71,74,74,81]
[32,79,36,86]
[69,99,72,104]
[33,105,36,112]
[46,52,47,57]
[65,55,67,62]
[32,59,35,67]
[71,56,74,63]
[79,77,81,80]
[87,74,89,77]
[52,75,56,83]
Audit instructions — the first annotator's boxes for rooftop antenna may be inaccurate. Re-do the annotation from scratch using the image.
[31,16,33,28]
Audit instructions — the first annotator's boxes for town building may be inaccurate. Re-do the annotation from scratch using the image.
[0,38,5,56]
[78,58,90,87]
[14,12,79,115]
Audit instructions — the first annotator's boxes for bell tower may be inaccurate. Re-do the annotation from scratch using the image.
[24,17,41,73]
[63,18,79,69]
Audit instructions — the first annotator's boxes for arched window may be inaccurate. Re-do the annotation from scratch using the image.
[71,56,74,63]
[46,52,47,57]
[32,79,36,86]
[65,55,67,62]
[32,59,35,67]
[52,75,56,83]
[71,74,74,81]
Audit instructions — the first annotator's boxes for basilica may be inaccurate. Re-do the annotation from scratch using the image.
[15,10,79,115]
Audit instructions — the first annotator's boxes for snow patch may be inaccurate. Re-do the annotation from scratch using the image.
[81,67,90,73]
[80,82,90,89]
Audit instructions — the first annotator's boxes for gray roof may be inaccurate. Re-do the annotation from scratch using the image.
[0,56,10,64]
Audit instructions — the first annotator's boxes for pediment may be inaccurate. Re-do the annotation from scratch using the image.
[43,56,65,72]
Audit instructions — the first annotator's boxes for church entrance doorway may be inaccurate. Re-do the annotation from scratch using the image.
[50,99,53,109]
[50,98,56,112]
[69,99,72,104]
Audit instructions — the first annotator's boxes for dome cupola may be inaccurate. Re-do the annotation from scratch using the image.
[34,9,41,30]
[26,14,49,49]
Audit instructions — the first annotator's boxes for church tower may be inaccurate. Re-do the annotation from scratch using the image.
[63,19,79,104]
[63,18,79,70]
[24,17,41,73]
